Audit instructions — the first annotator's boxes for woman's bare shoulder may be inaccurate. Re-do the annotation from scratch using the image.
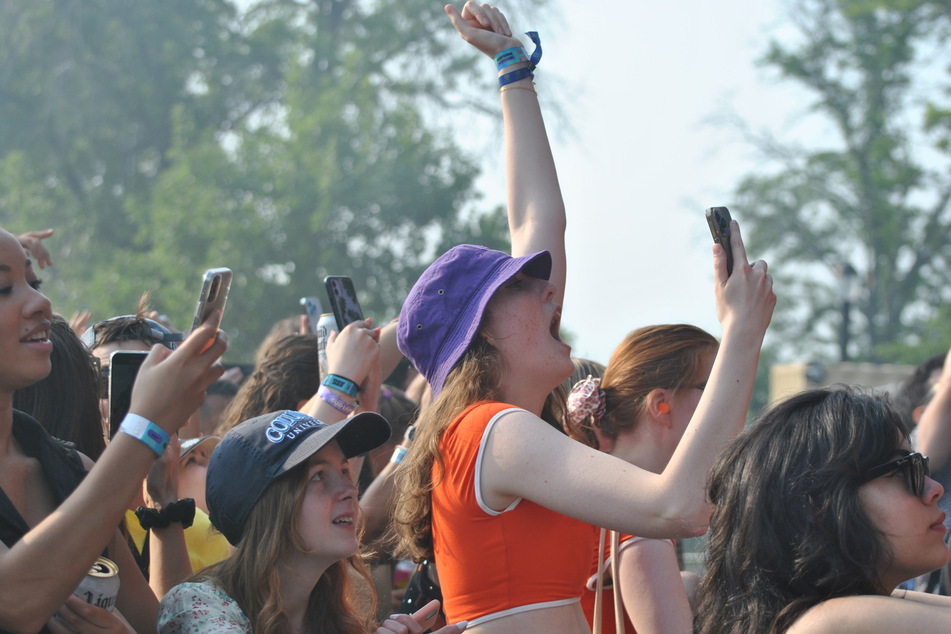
[788,594,951,634]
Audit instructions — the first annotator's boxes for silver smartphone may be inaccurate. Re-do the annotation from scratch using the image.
[190,268,233,331]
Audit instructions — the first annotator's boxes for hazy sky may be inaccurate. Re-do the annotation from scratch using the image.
[466,0,808,364]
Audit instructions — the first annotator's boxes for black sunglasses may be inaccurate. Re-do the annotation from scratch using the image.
[859,451,930,498]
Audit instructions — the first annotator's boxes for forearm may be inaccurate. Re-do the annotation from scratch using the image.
[147,526,192,598]
[0,435,156,631]
[361,460,399,541]
[502,70,567,298]
[659,322,763,524]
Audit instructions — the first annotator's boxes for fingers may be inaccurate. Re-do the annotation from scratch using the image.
[411,599,441,626]
[378,613,425,634]
[728,220,748,266]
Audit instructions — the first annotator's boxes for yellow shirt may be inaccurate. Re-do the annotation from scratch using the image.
[126,507,231,574]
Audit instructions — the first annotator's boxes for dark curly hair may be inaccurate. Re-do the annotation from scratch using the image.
[694,387,908,634]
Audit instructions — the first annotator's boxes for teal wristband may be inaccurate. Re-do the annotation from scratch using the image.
[119,414,170,458]
[494,46,528,71]
[323,373,359,398]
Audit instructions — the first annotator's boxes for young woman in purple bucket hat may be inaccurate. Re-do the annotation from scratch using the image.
[391,3,776,633]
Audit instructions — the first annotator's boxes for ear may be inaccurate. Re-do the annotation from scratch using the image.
[646,388,672,426]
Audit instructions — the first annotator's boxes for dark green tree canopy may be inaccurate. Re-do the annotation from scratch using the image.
[0,0,518,359]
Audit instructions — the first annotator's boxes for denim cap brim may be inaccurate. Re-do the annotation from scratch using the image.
[206,410,391,545]
[397,245,552,396]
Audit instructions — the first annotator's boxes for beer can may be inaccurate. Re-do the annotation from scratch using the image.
[316,313,336,376]
[73,556,120,611]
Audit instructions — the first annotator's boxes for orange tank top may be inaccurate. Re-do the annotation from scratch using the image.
[431,401,594,626]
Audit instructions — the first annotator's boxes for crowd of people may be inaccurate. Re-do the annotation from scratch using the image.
[3,2,951,633]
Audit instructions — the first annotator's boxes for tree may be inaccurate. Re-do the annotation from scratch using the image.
[0,0,523,360]
[732,0,951,363]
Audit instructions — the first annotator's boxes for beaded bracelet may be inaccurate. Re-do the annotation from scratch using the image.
[323,373,360,398]
[119,414,170,458]
[318,385,356,415]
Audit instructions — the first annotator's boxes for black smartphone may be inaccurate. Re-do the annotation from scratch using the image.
[190,268,233,332]
[300,296,324,335]
[324,276,365,331]
[108,350,149,438]
[705,206,734,276]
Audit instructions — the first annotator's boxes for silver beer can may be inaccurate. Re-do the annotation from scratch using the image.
[73,556,120,611]
[316,313,336,377]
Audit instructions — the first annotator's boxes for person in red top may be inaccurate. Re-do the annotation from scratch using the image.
[567,325,719,634]
[392,4,775,633]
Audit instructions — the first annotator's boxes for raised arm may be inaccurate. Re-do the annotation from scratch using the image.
[445,2,567,304]
[481,222,774,537]
[0,316,226,634]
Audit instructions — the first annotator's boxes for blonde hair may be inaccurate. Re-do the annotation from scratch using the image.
[197,465,375,633]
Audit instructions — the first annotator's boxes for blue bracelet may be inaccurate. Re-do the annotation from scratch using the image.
[119,414,170,458]
[497,32,542,88]
[494,46,528,71]
[322,373,359,398]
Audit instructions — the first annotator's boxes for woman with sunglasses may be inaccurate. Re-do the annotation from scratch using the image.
[694,386,951,634]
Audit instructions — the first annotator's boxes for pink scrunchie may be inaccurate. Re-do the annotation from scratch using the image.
[567,375,606,427]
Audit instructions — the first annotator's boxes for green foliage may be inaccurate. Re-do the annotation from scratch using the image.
[734,0,951,363]
[0,0,527,360]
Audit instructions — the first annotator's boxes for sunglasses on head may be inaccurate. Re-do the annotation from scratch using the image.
[859,451,930,498]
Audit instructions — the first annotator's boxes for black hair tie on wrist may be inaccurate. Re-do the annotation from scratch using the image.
[135,498,196,530]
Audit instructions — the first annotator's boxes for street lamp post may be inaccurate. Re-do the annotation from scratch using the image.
[837,263,858,362]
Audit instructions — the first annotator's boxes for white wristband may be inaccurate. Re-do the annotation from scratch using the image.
[119,413,170,458]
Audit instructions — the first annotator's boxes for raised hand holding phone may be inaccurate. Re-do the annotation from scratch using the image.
[324,275,365,331]
[705,206,734,276]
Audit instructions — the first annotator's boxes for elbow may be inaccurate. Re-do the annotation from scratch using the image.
[654,501,711,540]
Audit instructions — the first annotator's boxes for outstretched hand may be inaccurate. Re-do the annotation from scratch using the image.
[128,310,227,436]
[713,220,775,337]
[18,228,55,269]
[445,2,521,58]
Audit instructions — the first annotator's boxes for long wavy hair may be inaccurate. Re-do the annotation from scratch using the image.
[694,387,908,634]
[565,324,718,449]
[196,463,375,634]
[217,334,321,436]
[392,334,567,562]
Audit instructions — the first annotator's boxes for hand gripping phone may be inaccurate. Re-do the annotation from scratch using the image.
[324,276,365,331]
[190,268,233,332]
[705,206,734,276]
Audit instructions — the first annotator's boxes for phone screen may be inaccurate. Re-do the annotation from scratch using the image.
[324,276,365,331]
[300,296,323,335]
[108,350,149,438]
[191,268,233,332]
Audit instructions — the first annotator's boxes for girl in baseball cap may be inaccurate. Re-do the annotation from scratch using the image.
[158,410,467,634]
[392,4,775,632]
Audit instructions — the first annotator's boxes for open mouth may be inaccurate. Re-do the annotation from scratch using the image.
[21,327,50,344]
[332,516,354,526]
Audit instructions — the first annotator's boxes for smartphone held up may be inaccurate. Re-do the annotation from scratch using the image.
[705,206,734,276]
[324,275,365,332]
[191,268,233,332]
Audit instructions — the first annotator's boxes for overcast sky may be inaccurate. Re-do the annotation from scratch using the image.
[465,0,810,364]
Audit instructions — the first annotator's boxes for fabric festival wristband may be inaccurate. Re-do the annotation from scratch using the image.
[318,386,356,415]
[119,413,170,458]
[323,373,359,397]
[499,67,534,88]
[494,46,528,70]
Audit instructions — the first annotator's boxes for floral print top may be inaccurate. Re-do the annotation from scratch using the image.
[158,581,252,633]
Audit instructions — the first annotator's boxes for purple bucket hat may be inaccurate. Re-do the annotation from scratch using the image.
[397,244,552,395]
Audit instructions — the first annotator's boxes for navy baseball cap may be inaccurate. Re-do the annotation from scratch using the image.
[206,410,391,545]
